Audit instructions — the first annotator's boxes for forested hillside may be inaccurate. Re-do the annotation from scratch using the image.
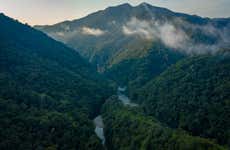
[1,2,230,150]
[133,55,230,146]
[104,43,184,91]
[101,97,226,150]
[0,14,113,150]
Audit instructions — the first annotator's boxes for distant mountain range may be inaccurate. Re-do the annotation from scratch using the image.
[35,3,230,66]
[35,3,230,90]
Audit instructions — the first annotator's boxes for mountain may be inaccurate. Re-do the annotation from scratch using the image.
[132,55,230,146]
[35,2,230,90]
[0,13,113,149]
[1,2,230,150]
[101,96,226,150]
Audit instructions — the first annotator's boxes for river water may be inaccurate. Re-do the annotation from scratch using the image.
[93,86,138,145]
[117,89,138,107]
[93,115,105,145]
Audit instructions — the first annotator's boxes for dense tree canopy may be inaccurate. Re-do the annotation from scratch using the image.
[102,97,226,150]
[0,14,113,150]
[133,55,230,146]
[1,6,230,149]
[105,43,184,92]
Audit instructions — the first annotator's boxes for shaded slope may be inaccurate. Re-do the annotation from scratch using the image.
[0,14,113,150]
[133,55,230,146]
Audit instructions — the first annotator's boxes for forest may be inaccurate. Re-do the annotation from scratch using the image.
[0,1,230,150]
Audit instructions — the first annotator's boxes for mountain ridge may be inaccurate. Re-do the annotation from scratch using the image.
[1,3,230,149]
[35,2,230,91]
[34,2,230,28]
[35,2,230,63]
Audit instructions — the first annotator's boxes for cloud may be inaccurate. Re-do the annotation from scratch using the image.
[122,17,230,55]
[81,26,106,36]
[122,17,188,49]
[122,17,156,40]
[158,23,189,49]
[46,26,106,43]
[56,31,65,36]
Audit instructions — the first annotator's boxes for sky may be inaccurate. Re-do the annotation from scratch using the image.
[0,0,230,25]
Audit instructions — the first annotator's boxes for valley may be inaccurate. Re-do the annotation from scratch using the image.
[35,2,230,96]
[94,87,138,146]
[0,2,230,150]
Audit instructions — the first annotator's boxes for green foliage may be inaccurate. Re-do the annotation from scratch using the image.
[102,97,226,150]
[0,14,114,149]
[134,55,230,146]
[1,9,230,150]
[0,97,103,150]
[105,43,184,92]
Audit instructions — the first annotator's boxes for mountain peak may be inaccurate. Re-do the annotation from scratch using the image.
[117,3,132,8]
[105,3,132,13]
[139,2,151,7]
[136,2,173,15]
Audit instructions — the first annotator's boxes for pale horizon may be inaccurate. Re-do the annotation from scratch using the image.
[0,0,230,26]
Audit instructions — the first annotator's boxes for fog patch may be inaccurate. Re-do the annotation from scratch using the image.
[122,17,156,40]
[159,23,189,49]
[122,17,230,55]
[122,17,189,49]
[81,27,106,36]
[56,31,65,37]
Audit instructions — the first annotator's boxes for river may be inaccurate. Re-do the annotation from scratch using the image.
[93,115,105,145]
[117,87,138,107]
[93,86,138,146]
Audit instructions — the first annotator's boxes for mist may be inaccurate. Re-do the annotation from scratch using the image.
[81,27,106,36]
[122,17,230,55]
